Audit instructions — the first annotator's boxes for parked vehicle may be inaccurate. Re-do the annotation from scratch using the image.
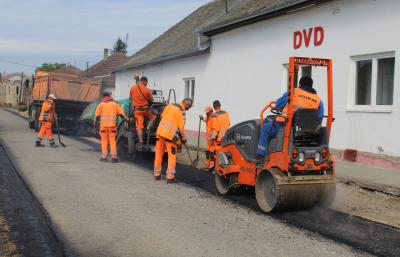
[28,71,101,133]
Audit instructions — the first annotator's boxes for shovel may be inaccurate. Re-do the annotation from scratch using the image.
[192,117,202,169]
[55,119,66,147]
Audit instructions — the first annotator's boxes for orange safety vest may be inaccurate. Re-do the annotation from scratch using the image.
[156,102,186,143]
[95,101,125,128]
[211,110,230,141]
[39,101,56,122]
[278,88,321,122]
[130,84,152,108]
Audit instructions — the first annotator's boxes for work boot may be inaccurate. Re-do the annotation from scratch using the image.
[35,141,45,147]
[100,157,108,162]
[50,143,59,148]
[111,158,119,163]
[154,175,161,181]
[167,178,177,184]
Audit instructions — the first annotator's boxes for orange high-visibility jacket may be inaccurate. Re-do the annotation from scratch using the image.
[205,116,214,144]
[211,110,230,141]
[95,101,125,128]
[280,88,321,119]
[130,84,153,108]
[156,102,186,143]
[39,100,56,122]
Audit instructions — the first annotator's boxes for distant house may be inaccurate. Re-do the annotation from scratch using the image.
[113,0,400,159]
[80,49,128,96]
[0,72,30,106]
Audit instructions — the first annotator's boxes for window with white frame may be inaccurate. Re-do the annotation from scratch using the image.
[352,52,395,108]
[184,78,195,100]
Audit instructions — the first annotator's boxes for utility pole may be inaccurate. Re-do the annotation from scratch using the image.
[18,72,23,105]
[86,61,89,77]
[225,0,228,14]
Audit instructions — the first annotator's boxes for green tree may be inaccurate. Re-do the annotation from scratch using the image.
[37,63,66,72]
[112,37,128,54]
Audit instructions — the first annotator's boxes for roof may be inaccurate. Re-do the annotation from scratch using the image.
[116,0,331,72]
[115,0,242,72]
[80,52,128,88]
[202,0,332,36]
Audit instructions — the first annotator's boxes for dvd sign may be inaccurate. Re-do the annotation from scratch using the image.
[293,26,324,49]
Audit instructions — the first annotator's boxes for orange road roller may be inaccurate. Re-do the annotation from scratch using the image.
[214,57,336,212]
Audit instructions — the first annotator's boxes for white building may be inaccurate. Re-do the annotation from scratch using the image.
[114,0,400,159]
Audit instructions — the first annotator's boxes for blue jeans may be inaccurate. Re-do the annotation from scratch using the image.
[256,120,281,156]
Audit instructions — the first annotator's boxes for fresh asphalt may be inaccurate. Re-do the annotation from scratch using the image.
[0,109,399,257]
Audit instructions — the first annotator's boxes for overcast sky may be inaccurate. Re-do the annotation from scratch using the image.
[0,0,208,75]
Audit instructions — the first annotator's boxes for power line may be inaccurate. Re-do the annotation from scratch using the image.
[0,58,36,68]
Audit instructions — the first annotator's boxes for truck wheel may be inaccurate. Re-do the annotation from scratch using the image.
[34,108,40,132]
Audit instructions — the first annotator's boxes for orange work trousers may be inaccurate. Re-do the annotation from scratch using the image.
[153,137,178,179]
[100,127,117,158]
[134,110,155,130]
[37,121,55,144]
[205,143,215,168]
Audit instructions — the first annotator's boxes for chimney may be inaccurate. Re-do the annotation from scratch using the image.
[103,48,109,60]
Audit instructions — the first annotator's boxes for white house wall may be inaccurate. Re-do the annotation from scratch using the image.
[115,0,400,156]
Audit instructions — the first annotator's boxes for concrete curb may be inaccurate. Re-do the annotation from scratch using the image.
[337,176,400,197]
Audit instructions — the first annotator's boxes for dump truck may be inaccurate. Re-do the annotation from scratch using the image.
[214,57,336,212]
[28,71,101,133]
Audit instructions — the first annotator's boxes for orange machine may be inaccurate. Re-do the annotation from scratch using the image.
[214,57,336,212]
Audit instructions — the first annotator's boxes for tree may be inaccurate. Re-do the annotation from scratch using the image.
[112,37,127,54]
[36,63,66,72]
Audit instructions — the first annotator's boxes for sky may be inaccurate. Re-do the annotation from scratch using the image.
[0,0,208,75]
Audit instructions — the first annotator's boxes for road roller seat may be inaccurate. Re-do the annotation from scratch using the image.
[291,109,327,147]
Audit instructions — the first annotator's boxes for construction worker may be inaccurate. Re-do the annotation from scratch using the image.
[35,94,57,147]
[199,106,215,169]
[129,76,155,149]
[211,100,230,152]
[256,76,324,160]
[94,92,128,163]
[154,98,193,183]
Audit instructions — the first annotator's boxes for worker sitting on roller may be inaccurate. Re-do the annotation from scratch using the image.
[94,92,128,163]
[199,106,215,170]
[210,100,230,152]
[256,76,324,161]
[35,94,58,147]
[154,98,193,183]
[130,76,155,149]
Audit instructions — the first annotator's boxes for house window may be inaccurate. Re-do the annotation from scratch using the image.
[351,52,395,111]
[283,64,312,88]
[184,78,195,100]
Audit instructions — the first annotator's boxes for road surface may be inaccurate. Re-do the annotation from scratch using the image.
[0,109,389,256]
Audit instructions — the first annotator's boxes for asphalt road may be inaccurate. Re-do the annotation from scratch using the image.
[0,109,380,257]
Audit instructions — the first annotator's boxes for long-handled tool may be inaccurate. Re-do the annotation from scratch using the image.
[192,117,202,169]
[55,119,66,147]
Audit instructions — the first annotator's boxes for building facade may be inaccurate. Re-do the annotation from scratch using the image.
[115,0,400,157]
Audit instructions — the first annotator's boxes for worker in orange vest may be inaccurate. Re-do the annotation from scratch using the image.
[154,98,193,183]
[256,76,324,160]
[35,94,58,147]
[199,106,215,170]
[211,100,230,152]
[129,76,155,149]
[94,92,128,163]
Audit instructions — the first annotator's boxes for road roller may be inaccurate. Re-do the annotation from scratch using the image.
[214,57,336,212]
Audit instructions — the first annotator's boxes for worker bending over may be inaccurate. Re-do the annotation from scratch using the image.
[35,94,58,147]
[154,98,193,183]
[130,76,155,149]
[94,92,128,163]
[199,106,215,170]
[256,76,324,161]
[211,100,230,152]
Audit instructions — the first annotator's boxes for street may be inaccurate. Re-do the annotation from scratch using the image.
[1,108,400,257]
